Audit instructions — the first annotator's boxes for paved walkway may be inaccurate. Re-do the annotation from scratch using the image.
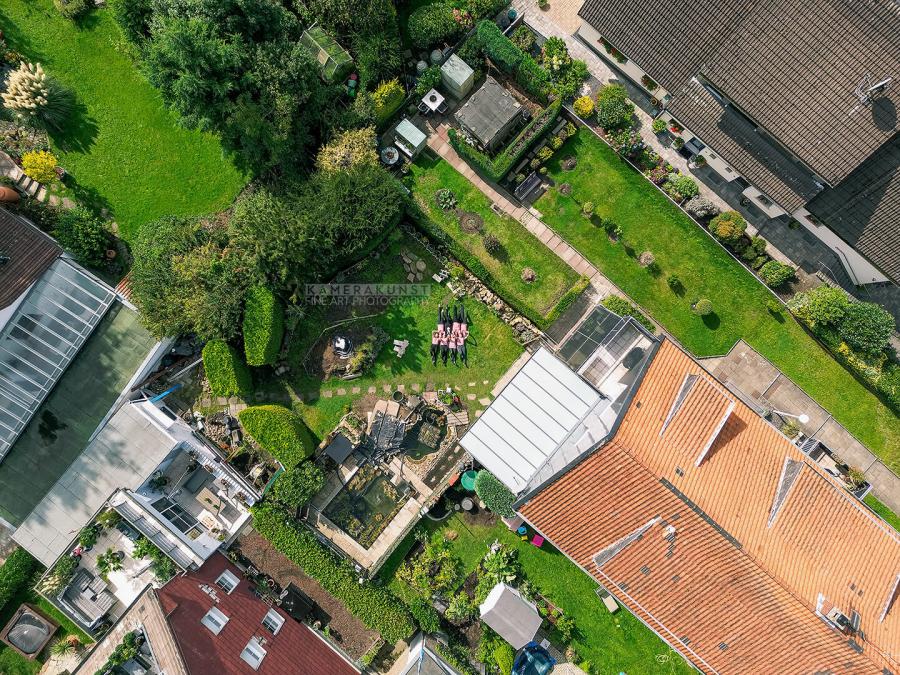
[427,123,617,297]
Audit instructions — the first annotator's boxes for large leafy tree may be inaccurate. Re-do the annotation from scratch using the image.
[144,0,329,176]
[130,216,253,339]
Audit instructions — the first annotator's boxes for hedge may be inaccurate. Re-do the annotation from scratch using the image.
[475,21,550,103]
[238,405,315,468]
[408,2,460,50]
[601,295,656,334]
[251,504,415,643]
[202,339,253,397]
[474,470,515,517]
[242,286,284,366]
[448,99,562,182]
[543,276,590,326]
[0,548,39,611]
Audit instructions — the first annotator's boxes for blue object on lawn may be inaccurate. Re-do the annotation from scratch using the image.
[512,642,555,675]
[517,525,527,535]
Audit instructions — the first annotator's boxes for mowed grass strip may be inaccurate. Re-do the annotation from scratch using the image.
[535,130,899,468]
[409,155,580,319]
[1,0,246,241]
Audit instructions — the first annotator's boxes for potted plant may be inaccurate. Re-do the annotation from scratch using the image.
[673,137,685,150]
[97,548,125,579]
[78,525,100,550]
[692,154,707,167]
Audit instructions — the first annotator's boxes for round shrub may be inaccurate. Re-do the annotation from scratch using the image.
[271,462,325,508]
[483,233,502,257]
[839,301,895,355]
[239,405,315,468]
[758,260,795,288]
[54,0,90,20]
[573,95,594,118]
[581,201,594,218]
[242,285,285,366]
[594,84,633,131]
[651,118,667,134]
[693,298,713,316]
[708,210,746,246]
[684,195,720,219]
[408,598,442,634]
[53,206,109,268]
[663,174,699,201]
[202,339,252,397]
[474,470,515,517]
[21,150,58,184]
[408,3,460,49]
[494,642,515,674]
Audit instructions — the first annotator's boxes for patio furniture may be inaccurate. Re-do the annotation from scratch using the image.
[325,433,355,465]
[437,100,448,114]
[62,569,115,627]
[531,534,544,548]
[418,101,431,115]
[422,88,445,114]
[380,146,400,166]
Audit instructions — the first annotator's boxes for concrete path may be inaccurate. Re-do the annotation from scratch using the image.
[427,123,618,297]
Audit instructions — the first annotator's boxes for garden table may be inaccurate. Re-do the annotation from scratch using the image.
[422,89,445,113]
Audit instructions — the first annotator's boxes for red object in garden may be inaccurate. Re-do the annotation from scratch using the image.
[531,535,544,548]
[0,186,20,203]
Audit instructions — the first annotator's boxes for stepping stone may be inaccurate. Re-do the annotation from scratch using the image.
[61,197,76,209]
[368,386,377,394]
[382,384,391,393]
[407,273,416,282]
[48,195,60,206]
[416,260,426,272]
[466,394,476,401]
[216,397,228,406]
[336,388,346,396]
[352,387,361,394]
[482,380,489,385]
[479,397,492,406]
[468,382,476,387]
[475,409,483,418]
[397,384,406,392]
[412,383,422,392]
[323,390,333,398]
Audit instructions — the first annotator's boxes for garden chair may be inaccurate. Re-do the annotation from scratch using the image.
[531,534,544,548]
[418,101,430,115]
[437,101,448,114]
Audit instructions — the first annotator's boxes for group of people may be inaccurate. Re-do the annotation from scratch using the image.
[430,304,469,366]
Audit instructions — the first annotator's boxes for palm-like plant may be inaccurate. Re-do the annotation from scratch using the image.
[50,635,82,657]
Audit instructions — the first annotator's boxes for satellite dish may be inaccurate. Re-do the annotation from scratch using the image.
[855,73,893,105]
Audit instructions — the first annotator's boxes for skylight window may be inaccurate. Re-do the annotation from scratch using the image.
[215,570,239,594]
[262,608,285,635]
[201,607,229,635]
[241,638,267,670]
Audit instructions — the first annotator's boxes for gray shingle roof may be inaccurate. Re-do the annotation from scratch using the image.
[699,0,900,184]
[577,0,761,92]
[455,77,522,148]
[668,80,824,211]
[807,135,900,282]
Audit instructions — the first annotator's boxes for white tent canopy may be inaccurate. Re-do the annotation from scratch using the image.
[458,347,603,493]
[479,583,542,649]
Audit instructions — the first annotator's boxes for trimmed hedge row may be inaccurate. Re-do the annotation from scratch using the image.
[543,276,590,326]
[238,405,314,469]
[0,548,39,611]
[601,295,656,334]
[448,99,562,182]
[243,286,284,366]
[202,339,252,397]
[476,21,550,102]
[474,470,515,517]
[251,504,415,643]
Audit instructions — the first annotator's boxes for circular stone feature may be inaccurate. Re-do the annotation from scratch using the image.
[559,183,572,196]
[521,267,536,283]
[457,210,484,233]
[638,251,655,267]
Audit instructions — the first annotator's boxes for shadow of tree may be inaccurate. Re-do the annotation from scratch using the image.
[62,172,111,216]
[49,96,98,154]
[702,312,721,330]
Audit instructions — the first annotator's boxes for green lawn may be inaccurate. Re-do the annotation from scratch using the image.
[1,0,246,241]
[267,230,523,439]
[380,512,692,675]
[864,494,900,532]
[407,155,582,322]
[535,131,899,469]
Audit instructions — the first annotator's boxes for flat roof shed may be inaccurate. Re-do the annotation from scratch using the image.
[455,77,522,150]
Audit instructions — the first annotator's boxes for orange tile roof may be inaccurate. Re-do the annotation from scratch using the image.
[519,340,900,674]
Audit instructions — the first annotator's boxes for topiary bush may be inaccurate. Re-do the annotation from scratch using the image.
[663,174,699,201]
[788,286,849,328]
[684,195,720,219]
[408,3,460,49]
[708,210,746,246]
[408,597,442,634]
[239,405,314,468]
[21,149,58,184]
[573,95,594,118]
[692,298,713,316]
[758,260,795,288]
[595,84,633,131]
[251,503,415,643]
[474,470,516,517]
[839,301,895,355]
[271,462,325,509]
[483,233,502,257]
[242,286,284,366]
[494,642,515,674]
[372,79,406,125]
[202,339,252,397]
[53,206,109,268]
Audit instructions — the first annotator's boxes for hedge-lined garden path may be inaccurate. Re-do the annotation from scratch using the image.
[428,124,609,290]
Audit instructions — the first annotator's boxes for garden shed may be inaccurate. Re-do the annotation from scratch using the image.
[479,582,543,649]
[455,77,523,151]
[300,25,353,83]
[440,54,475,99]
[394,119,428,159]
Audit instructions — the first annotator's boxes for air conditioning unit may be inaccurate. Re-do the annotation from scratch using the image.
[826,606,851,630]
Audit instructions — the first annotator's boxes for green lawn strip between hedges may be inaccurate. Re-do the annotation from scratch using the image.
[379,513,693,674]
[535,131,900,469]
[407,156,580,323]
[251,504,415,644]
[1,0,246,242]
